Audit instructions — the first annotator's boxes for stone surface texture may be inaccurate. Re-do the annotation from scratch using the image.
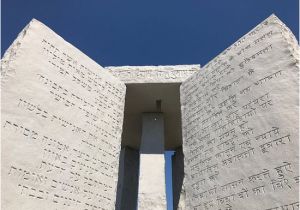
[1,13,299,210]
[180,14,299,210]
[138,113,167,210]
[1,19,126,210]
[106,65,200,84]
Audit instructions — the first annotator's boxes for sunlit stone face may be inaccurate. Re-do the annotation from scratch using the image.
[1,14,299,210]
[1,19,126,210]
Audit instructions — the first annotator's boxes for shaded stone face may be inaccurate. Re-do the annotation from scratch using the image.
[115,147,139,210]
[1,14,299,210]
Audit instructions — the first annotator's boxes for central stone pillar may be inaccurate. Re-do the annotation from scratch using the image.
[138,113,166,210]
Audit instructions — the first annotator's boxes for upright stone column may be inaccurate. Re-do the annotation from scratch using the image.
[138,113,166,210]
[116,147,139,210]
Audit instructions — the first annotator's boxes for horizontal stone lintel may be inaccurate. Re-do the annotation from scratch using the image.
[105,64,200,83]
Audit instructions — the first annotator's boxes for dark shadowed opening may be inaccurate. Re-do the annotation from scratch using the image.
[117,83,184,210]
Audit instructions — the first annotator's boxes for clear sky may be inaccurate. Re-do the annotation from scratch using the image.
[1,0,299,66]
[1,1,299,210]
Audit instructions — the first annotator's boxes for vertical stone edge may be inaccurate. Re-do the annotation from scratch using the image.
[116,147,140,210]
[1,19,36,88]
[172,147,186,210]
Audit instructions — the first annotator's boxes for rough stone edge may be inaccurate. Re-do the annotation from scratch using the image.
[179,13,299,210]
[1,19,126,89]
[1,19,33,88]
[180,14,299,102]
[182,14,299,89]
[270,14,300,69]
[210,14,298,72]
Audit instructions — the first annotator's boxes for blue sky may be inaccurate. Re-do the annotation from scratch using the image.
[1,1,299,210]
[1,1,299,65]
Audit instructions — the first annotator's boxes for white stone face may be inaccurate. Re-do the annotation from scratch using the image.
[1,19,126,210]
[106,65,200,84]
[180,14,299,210]
[138,155,166,210]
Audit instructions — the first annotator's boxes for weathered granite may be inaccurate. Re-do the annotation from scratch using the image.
[180,14,299,210]
[1,19,126,210]
[106,65,200,84]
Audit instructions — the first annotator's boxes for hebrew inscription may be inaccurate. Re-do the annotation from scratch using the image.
[1,19,126,210]
[181,15,299,210]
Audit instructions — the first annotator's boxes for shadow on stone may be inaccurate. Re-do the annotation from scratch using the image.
[116,147,140,210]
[172,147,185,210]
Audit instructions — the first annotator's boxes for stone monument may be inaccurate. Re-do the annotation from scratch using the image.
[1,14,299,210]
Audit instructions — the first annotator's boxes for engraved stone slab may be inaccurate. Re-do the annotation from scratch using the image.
[1,19,126,210]
[180,14,299,210]
[106,65,200,84]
